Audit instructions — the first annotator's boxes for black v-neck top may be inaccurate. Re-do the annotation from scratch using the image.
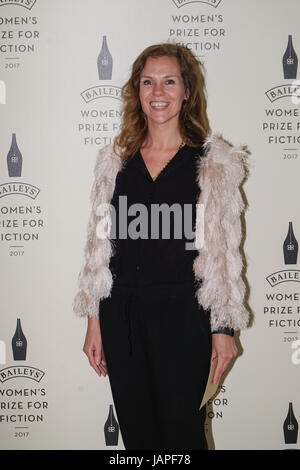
[108,143,234,335]
[109,144,203,288]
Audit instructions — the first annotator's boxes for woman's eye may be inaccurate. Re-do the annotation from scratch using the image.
[142,79,152,85]
[166,79,175,85]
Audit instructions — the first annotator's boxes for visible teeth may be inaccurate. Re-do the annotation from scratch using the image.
[150,102,169,108]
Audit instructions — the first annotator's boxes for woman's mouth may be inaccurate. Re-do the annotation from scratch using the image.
[150,102,170,108]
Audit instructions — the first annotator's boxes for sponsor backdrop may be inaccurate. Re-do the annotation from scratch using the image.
[0,0,299,451]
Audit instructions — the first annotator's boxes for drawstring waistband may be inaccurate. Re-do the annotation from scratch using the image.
[111,280,199,358]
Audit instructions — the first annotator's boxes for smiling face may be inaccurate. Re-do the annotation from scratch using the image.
[139,55,188,130]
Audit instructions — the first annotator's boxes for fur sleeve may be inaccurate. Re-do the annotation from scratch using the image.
[73,144,122,318]
[193,133,250,331]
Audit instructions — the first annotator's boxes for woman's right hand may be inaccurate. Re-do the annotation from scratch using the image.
[83,317,107,377]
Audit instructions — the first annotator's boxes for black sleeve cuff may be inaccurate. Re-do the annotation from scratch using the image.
[211,327,234,336]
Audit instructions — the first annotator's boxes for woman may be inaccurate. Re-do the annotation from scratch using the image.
[73,43,250,450]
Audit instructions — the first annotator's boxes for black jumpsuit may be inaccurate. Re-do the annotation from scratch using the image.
[99,144,212,450]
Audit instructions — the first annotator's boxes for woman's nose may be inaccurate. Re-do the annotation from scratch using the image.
[152,82,163,96]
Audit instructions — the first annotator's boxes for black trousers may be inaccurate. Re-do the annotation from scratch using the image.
[99,281,212,450]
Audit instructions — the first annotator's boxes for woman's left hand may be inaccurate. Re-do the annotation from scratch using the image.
[211,334,238,385]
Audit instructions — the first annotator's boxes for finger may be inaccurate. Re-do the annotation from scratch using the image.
[97,356,107,376]
[90,361,102,376]
[98,365,107,377]
[212,368,220,385]
[210,349,218,364]
[84,345,108,377]
[93,347,101,367]
[97,359,107,375]
[98,346,107,375]
[86,348,102,376]
[212,359,226,385]
[212,356,233,384]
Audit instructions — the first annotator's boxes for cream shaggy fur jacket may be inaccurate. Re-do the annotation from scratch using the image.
[73,132,250,331]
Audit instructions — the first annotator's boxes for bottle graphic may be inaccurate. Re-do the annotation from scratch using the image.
[104,404,119,445]
[97,36,113,80]
[282,35,298,79]
[7,133,23,177]
[283,402,298,444]
[283,222,298,264]
[11,318,27,361]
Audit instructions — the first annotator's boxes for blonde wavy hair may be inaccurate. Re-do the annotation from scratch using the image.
[114,43,211,159]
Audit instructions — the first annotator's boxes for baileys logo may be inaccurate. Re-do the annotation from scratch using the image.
[0,366,45,383]
[0,0,37,10]
[266,270,300,288]
[80,85,122,104]
[172,0,222,7]
[0,182,40,199]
